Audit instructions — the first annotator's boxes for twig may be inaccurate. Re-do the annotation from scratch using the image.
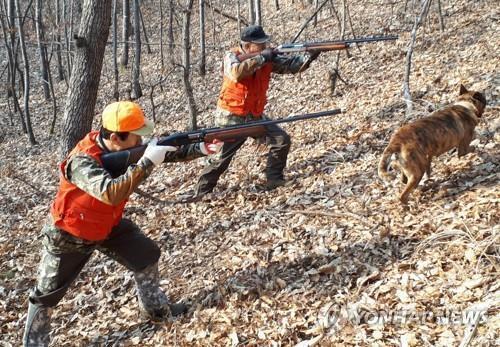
[7,173,50,199]
[204,1,248,26]
[416,229,469,253]
[281,209,374,227]
[134,187,175,205]
[458,301,494,347]
[291,0,330,43]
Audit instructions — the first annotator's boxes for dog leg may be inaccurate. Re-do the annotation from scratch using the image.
[458,135,474,157]
[399,171,424,204]
[401,173,408,184]
[425,159,432,179]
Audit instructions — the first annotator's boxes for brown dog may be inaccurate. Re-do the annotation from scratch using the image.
[378,85,487,203]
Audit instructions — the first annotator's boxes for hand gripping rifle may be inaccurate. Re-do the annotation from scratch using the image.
[101,109,342,175]
[237,35,398,61]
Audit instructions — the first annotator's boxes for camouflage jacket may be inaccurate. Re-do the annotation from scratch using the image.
[45,138,204,236]
[215,46,316,126]
[224,45,315,82]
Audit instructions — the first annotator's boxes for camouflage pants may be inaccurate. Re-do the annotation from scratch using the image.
[195,109,291,194]
[24,218,167,346]
[30,218,161,307]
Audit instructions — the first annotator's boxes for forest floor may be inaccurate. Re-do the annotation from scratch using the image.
[0,0,498,346]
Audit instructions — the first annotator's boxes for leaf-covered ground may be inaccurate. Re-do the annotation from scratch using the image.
[0,0,498,346]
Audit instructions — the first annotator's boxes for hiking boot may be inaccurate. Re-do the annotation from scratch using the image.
[139,300,189,322]
[169,302,189,317]
[134,263,188,322]
[177,190,212,203]
[265,178,287,191]
[254,179,287,192]
[23,300,53,347]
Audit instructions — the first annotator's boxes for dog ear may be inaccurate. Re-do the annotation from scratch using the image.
[459,84,468,95]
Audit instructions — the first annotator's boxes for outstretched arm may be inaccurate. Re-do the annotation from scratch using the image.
[66,154,153,206]
[272,51,319,74]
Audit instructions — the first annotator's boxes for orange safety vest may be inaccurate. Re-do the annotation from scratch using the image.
[217,49,273,117]
[50,131,127,241]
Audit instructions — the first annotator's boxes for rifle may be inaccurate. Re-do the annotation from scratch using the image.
[238,35,398,61]
[101,109,342,175]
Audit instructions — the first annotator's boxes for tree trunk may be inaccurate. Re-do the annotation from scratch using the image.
[254,0,261,26]
[63,0,74,78]
[15,0,36,144]
[6,0,17,103]
[182,0,198,130]
[198,0,206,76]
[121,0,130,66]
[138,4,152,54]
[60,0,112,157]
[403,0,432,116]
[131,0,142,99]
[3,0,26,131]
[54,0,65,81]
[330,0,346,95]
[168,0,175,65]
[437,0,445,32]
[248,0,255,25]
[112,0,119,100]
[159,0,165,70]
[236,0,241,34]
[35,0,51,100]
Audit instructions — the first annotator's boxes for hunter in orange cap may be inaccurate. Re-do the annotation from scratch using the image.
[102,101,154,135]
[23,101,223,346]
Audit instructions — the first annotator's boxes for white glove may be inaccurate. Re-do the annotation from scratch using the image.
[142,138,177,166]
[200,139,224,155]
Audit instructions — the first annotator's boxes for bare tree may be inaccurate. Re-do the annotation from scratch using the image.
[402,0,431,116]
[436,0,445,32]
[199,0,206,76]
[138,4,152,54]
[248,0,255,25]
[131,0,142,99]
[159,0,165,69]
[5,0,17,104]
[181,0,198,130]
[254,0,262,26]
[205,1,249,27]
[35,0,51,100]
[121,0,130,66]
[60,0,112,157]
[63,0,74,78]
[112,0,119,100]
[16,0,36,144]
[0,0,27,131]
[236,0,241,33]
[330,0,346,95]
[54,0,66,82]
[168,0,175,65]
[290,0,329,43]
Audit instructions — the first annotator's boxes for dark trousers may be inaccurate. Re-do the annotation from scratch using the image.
[195,123,291,195]
[30,218,160,307]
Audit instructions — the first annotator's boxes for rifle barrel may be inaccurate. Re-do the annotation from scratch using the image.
[203,109,342,133]
[277,35,398,52]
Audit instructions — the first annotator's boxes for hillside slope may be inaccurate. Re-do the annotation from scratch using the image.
[0,0,498,345]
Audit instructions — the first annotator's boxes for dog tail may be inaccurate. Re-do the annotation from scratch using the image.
[378,143,399,182]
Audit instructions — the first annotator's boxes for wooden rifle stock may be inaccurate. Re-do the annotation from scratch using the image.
[236,35,398,62]
[101,109,342,175]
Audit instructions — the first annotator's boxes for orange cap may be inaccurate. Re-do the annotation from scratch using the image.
[101,101,154,136]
